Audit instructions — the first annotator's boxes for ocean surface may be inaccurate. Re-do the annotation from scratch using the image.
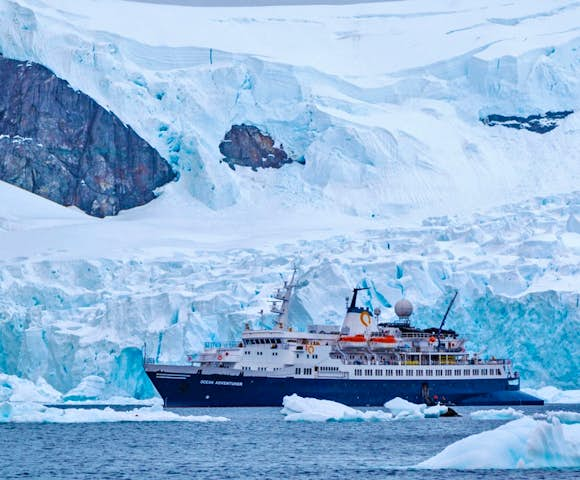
[1,404,579,479]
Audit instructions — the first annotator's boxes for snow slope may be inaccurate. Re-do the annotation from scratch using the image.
[0,0,578,399]
[0,0,578,218]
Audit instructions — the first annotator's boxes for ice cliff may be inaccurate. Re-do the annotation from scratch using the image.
[0,0,578,399]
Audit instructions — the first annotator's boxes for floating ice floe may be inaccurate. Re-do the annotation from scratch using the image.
[417,416,580,469]
[471,408,524,420]
[522,386,580,404]
[533,411,580,425]
[385,397,448,419]
[281,394,393,422]
[281,395,449,422]
[0,402,229,423]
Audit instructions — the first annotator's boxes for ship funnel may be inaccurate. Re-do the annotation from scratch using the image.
[340,287,377,336]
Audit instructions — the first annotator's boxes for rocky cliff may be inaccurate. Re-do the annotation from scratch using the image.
[219,124,297,171]
[0,55,175,217]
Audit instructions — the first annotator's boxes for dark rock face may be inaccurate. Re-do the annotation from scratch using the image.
[219,124,295,171]
[481,110,573,134]
[0,55,175,217]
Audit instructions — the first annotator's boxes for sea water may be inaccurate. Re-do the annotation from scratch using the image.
[1,405,579,479]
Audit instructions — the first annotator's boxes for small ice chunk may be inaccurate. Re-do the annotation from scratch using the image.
[471,408,524,420]
[384,397,426,418]
[424,404,449,418]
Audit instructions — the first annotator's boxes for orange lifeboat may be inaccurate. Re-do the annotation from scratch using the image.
[371,335,397,344]
[338,334,366,349]
[369,335,397,350]
[339,334,366,342]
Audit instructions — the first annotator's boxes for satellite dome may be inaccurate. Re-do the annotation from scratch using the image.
[394,299,413,318]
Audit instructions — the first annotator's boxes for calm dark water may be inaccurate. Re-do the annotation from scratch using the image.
[1,405,579,479]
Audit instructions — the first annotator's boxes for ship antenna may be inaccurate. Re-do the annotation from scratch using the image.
[271,267,297,330]
[437,290,458,351]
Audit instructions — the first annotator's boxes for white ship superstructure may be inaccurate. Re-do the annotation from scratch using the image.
[145,271,543,407]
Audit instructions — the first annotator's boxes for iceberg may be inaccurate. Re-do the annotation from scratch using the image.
[281,394,393,422]
[418,416,580,469]
[471,408,525,420]
[522,387,580,404]
[0,402,229,423]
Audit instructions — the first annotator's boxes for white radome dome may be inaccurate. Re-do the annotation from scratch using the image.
[394,299,413,318]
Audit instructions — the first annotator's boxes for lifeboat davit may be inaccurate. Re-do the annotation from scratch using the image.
[338,334,367,349]
[369,335,397,350]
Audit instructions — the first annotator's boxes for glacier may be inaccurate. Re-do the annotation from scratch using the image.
[0,0,578,400]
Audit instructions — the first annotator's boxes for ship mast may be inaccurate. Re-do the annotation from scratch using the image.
[270,267,297,330]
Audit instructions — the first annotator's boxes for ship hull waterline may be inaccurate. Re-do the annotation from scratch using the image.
[145,368,544,407]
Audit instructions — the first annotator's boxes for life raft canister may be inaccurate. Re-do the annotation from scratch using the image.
[306,345,315,354]
[359,311,372,327]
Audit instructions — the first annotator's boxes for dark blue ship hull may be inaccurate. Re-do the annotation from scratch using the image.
[146,369,543,407]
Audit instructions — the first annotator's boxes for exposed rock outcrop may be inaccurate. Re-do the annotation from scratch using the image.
[0,55,175,217]
[219,124,298,171]
[481,110,573,134]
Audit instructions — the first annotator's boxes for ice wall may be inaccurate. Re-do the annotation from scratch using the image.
[1,192,578,398]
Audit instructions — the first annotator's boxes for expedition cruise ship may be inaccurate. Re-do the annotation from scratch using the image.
[144,271,543,407]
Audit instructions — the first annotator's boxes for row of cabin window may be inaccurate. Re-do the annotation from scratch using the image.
[244,351,279,356]
[242,366,282,371]
[352,368,502,377]
[296,354,318,359]
[245,338,282,345]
